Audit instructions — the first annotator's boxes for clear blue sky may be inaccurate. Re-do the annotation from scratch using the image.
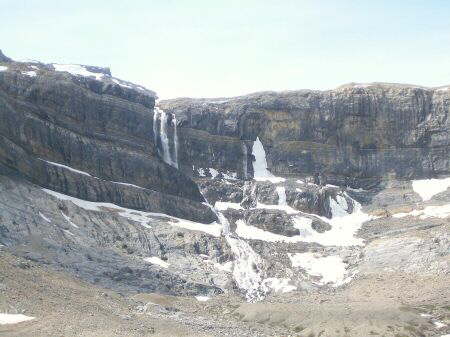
[2,0,449,98]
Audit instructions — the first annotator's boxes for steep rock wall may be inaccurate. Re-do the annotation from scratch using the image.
[0,53,216,223]
[160,84,450,187]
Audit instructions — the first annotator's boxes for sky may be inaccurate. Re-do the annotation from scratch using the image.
[1,0,449,99]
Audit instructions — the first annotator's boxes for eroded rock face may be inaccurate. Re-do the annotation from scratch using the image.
[0,54,216,223]
[244,209,299,237]
[160,85,450,187]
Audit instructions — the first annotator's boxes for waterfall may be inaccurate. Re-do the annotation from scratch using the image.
[159,109,172,165]
[252,137,274,179]
[153,107,178,168]
[242,143,248,179]
[172,116,179,169]
[225,236,268,302]
[275,186,287,206]
[153,107,160,152]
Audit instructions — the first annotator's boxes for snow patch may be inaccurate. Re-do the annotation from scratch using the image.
[195,296,210,302]
[170,218,223,237]
[393,203,450,219]
[412,177,450,201]
[434,321,447,329]
[112,78,132,88]
[42,189,154,229]
[22,71,37,77]
[144,257,170,268]
[209,168,219,178]
[0,66,7,72]
[214,201,243,211]
[0,313,34,325]
[213,261,233,273]
[53,64,105,81]
[262,277,296,293]
[41,159,147,189]
[60,211,79,228]
[40,159,92,176]
[288,252,353,287]
[38,211,51,223]
[252,137,285,183]
[197,168,206,177]
[237,195,372,246]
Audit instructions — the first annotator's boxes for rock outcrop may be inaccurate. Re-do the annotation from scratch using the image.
[160,84,450,188]
[0,53,216,223]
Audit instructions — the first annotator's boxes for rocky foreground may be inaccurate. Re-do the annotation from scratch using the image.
[0,50,449,336]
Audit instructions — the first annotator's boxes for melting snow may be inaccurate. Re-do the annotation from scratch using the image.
[42,189,154,228]
[41,159,147,189]
[209,168,219,178]
[43,187,226,235]
[144,257,170,268]
[22,71,37,77]
[412,177,450,201]
[38,211,51,223]
[0,313,34,325]
[226,236,267,302]
[434,321,447,329]
[40,159,92,176]
[252,137,285,183]
[60,211,79,228]
[237,195,372,246]
[214,201,243,211]
[288,252,353,287]
[53,64,106,81]
[214,261,234,273]
[275,186,287,206]
[262,277,296,293]
[112,78,132,88]
[393,203,450,219]
[197,168,206,177]
[0,66,7,72]
[170,218,223,237]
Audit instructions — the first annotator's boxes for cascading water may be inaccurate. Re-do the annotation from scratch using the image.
[225,236,268,302]
[153,107,178,168]
[172,116,179,169]
[153,107,160,151]
[242,143,248,179]
[159,109,172,165]
[275,186,287,206]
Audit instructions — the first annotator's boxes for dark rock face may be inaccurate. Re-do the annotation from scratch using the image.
[0,50,11,63]
[197,178,244,205]
[244,209,299,237]
[0,54,216,223]
[160,85,450,187]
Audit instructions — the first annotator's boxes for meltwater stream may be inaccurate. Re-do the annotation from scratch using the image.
[153,107,178,168]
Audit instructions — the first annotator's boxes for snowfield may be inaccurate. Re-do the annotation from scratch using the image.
[0,313,35,325]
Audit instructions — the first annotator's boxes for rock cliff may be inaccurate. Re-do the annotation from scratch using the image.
[0,51,216,223]
[160,84,450,188]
